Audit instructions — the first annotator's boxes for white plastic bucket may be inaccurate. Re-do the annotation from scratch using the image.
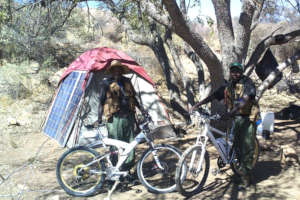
[257,112,274,136]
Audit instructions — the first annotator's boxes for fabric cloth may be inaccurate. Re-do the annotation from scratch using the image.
[233,116,256,175]
[255,48,282,88]
[225,76,258,120]
[107,113,136,169]
[98,75,141,170]
[59,47,154,86]
[213,76,259,122]
[100,76,138,122]
[97,76,140,123]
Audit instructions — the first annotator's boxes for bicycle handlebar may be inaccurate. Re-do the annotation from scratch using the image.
[190,108,221,122]
[138,112,152,130]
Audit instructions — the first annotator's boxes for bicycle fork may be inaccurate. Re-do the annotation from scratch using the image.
[149,142,165,171]
[190,136,208,175]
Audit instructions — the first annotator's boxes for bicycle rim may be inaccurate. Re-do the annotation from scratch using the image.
[176,145,210,197]
[56,147,104,196]
[137,144,182,193]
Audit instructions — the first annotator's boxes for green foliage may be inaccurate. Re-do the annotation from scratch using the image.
[42,55,58,69]
[206,16,214,27]
[261,0,300,23]
[0,11,8,25]
[0,0,9,26]
[0,1,90,68]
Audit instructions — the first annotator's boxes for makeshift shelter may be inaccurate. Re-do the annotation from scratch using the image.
[43,47,174,147]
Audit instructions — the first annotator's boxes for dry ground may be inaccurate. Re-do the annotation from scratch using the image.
[1,66,300,200]
[0,117,299,200]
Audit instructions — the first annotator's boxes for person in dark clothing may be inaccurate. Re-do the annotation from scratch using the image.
[192,62,259,189]
[96,60,145,172]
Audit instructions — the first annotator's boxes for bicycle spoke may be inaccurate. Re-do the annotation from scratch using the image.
[56,146,105,197]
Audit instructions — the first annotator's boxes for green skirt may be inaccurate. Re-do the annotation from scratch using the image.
[233,116,256,175]
[107,112,136,170]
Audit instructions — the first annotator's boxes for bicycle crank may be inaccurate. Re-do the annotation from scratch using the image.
[217,156,226,168]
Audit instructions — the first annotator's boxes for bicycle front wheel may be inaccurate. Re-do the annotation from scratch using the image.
[175,144,210,197]
[137,144,182,193]
[56,146,105,197]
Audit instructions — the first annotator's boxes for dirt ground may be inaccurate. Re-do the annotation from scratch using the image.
[0,117,299,200]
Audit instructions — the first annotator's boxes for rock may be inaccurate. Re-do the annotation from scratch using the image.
[48,68,66,87]
[26,61,40,74]
[275,80,289,94]
[280,144,299,166]
[17,184,29,190]
[7,117,21,126]
[46,195,60,200]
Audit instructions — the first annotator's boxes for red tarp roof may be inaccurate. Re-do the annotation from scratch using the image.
[60,47,155,85]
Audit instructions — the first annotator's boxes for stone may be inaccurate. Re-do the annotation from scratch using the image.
[280,144,299,166]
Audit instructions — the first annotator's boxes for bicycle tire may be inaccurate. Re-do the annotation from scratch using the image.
[230,137,260,175]
[175,144,210,197]
[137,144,183,193]
[56,146,105,197]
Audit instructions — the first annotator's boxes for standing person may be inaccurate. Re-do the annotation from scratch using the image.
[192,62,259,189]
[96,60,145,172]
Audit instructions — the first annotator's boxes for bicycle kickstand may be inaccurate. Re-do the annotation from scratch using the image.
[104,180,120,200]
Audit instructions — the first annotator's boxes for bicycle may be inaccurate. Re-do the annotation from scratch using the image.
[56,113,186,200]
[175,108,260,197]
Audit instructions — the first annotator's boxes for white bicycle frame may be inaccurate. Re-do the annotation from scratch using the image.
[190,112,235,173]
[83,119,166,200]
[85,121,164,176]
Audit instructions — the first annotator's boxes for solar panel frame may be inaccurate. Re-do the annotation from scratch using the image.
[43,71,88,146]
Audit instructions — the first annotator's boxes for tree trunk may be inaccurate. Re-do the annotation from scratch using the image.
[149,25,190,122]
[105,1,191,122]
[164,28,195,108]
[183,44,207,104]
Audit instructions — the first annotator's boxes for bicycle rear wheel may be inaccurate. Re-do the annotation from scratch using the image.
[137,144,183,193]
[56,146,105,197]
[231,137,260,175]
[175,144,210,197]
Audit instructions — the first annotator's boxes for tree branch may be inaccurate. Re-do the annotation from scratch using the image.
[161,0,223,88]
[104,0,153,45]
[139,0,172,28]
[50,2,77,35]
[256,50,300,101]
[245,28,300,76]
[250,0,265,31]
[234,0,256,61]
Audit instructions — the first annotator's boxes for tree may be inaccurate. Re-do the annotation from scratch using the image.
[4,0,299,123]
[100,0,194,122]
[141,0,300,113]
[0,0,78,65]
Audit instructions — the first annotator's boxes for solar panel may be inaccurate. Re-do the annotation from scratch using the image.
[43,71,87,146]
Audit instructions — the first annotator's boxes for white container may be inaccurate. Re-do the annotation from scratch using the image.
[257,112,274,135]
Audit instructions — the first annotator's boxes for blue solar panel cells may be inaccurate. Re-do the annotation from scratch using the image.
[43,71,87,146]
